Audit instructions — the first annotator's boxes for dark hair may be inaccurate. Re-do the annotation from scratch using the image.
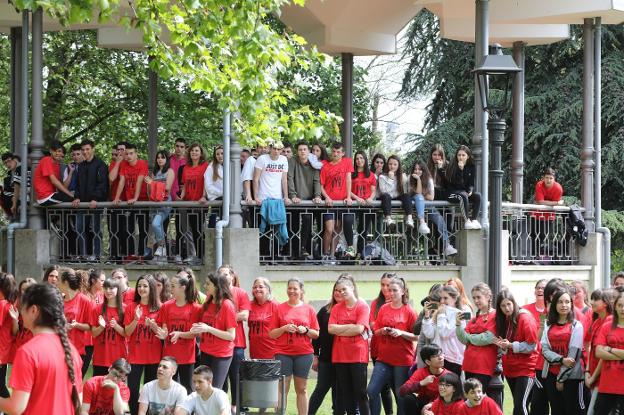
[613,271,624,286]
[335,273,359,299]
[283,142,292,150]
[153,272,172,303]
[427,143,447,187]
[81,139,95,148]
[0,273,18,303]
[352,151,371,179]
[438,372,464,402]
[102,278,125,323]
[544,278,566,308]
[463,377,483,394]
[543,167,556,177]
[446,145,474,184]
[373,273,397,318]
[325,279,342,312]
[1,152,14,161]
[389,277,410,305]
[153,149,171,175]
[589,288,614,325]
[203,273,233,312]
[311,142,328,161]
[20,283,80,412]
[296,140,309,151]
[115,141,129,149]
[330,141,343,151]
[134,274,161,312]
[43,265,60,283]
[382,155,406,194]
[50,140,65,152]
[441,285,461,309]
[409,160,432,196]
[547,289,574,325]
[612,290,624,330]
[495,289,520,339]
[535,279,547,289]
[70,143,82,153]
[420,344,442,363]
[186,143,206,166]
[175,138,187,145]
[160,355,178,371]
[173,273,198,303]
[60,268,82,292]
[18,277,37,295]
[125,143,137,152]
[88,269,105,291]
[110,357,132,375]
[193,364,213,380]
[370,153,386,173]
[210,145,223,182]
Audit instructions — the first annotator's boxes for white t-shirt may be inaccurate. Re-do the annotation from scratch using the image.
[177,389,229,415]
[138,379,187,415]
[204,162,224,201]
[254,154,288,200]
[241,156,257,183]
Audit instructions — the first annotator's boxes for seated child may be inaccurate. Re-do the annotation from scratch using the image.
[459,378,502,415]
[399,344,450,414]
[422,372,464,415]
[175,365,230,415]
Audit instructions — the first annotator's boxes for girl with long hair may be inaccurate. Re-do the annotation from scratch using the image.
[446,145,482,230]
[328,275,371,415]
[421,372,464,415]
[427,144,449,199]
[145,149,175,262]
[446,278,473,312]
[202,145,224,228]
[0,283,82,414]
[82,268,105,377]
[408,160,433,235]
[124,274,163,415]
[541,288,585,415]
[370,153,386,177]
[0,273,17,399]
[153,271,172,303]
[585,288,613,415]
[157,273,201,393]
[189,273,236,390]
[91,278,127,376]
[493,289,539,415]
[351,151,377,254]
[43,264,60,286]
[57,268,93,367]
[179,143,208,264]
[367,277,417,415]
[7,278,36,369]
[311,142,329,164]
[248,277,278,360]
[378,155,414,229]
[269,278,320,415]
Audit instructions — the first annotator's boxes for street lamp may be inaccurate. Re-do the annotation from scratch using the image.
[473,45,521,297]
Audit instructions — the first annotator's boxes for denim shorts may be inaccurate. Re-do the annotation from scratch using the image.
[275,353,314,379]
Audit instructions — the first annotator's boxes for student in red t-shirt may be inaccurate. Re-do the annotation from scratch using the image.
[320,142,355,261]
[0,273,17,400]
[81,358,131,415]
[351,151,377,255]
[0,283,82,415]
[455,283,497,394]
[248,277,278,359]
[541,288,585,415]
[33,140,75,206]
[178,143,208,264]
[58,268,93,365]
[328,275,371,415]
[460,378,503,415]
[111,268,135,307]
[593,289,624,413]
[91,278,127,377]
[157,273,201,393]
[7,278,35,368]
[108,141,130,261]
[422,372,465,415]
[492,289,538,415]
[399,344,450,414]
[585,288,613,414]
[269,278,320,415]
[531,167,564,257]
[367,276,417,415]
[186,272,236,390]
[82,269,105,377]
[123,275,163,415]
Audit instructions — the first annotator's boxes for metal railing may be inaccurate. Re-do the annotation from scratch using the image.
[502,202,579,265]
[245,201,463,266]
[45,201,221,265]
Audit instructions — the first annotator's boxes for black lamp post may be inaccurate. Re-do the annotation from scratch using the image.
[473,45,521,297]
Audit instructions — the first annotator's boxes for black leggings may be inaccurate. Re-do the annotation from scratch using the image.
[380,193,413,217]
[82,346,94,378]
[544,372,585,415]
[448,191,481,221]
[529,370,549,415]
[0,365,9,398]
[507,376,535,415]
[335,363,370,415]
[175,363,195,394]
[200,352,233,390]
[128,363,158,415]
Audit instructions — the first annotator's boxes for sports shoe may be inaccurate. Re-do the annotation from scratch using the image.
[384,216,396,228]
[470,219,482,230]
[444,244,458,256]
[183,256,201,265]
[85,255,97,262]
[464,220,477,230]
[405,216,415,228]
[148,256,167,265]
[418,222,430,235]
[154,245,165,257]
[344,246,357,258]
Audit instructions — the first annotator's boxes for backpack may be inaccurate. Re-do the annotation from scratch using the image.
[148,181,167,202]
[567,204,588,247]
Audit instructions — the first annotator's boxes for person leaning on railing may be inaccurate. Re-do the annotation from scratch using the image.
[531,167,564,259]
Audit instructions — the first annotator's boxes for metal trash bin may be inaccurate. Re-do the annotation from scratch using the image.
[237,359,285,415]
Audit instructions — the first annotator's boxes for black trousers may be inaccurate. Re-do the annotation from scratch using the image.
[289,210,313,258]
[507,376,535,415]
[109,209,130,259]
[128,211,149,257]
[380,193,413,217]
[595,393,624,414]
[82,345,94,378]
[128,363,158,415]
[175,363,195,394]
[448,191,481,221]
[0,365,9,398]
[529,370,550,415]
[544,372,585,415]
[464,372,492,392]
[335,363,370,415]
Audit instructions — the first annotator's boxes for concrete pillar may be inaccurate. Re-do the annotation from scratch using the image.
[511,41,525,204]
[222,228,260,291]
[147,58,158,163]
[456,229,487,290]
[10,27,22,154]
[228,128,243,229]
[14,229,50,279]
[581,18,595,231]
[341,53,353,157]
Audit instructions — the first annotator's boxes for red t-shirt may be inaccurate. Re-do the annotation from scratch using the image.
[157,300,202,364]
[122,288,136,308]
[320,158,354,200]
[83,376,131,415]
[463,311,497,376]
[181,162,209,201]
[0,300,14,364]
[231,286,251,349]
[198,299,237,358]
[84,292,104,348]
[523,302,547,371]
[501,312,538,378]
[329,300,370,363]
[546,322,572,375]
[271,302,319,355]
[399,367,449,403]
[9,332,83,415]
[586,315,612,379]
[374,303,417,367]
[109,160,127,201]
[351,171,376,199]
[64,292,93,355]
[458,396,503,415]
[430,398,464,415]
[369,298,385,359]
[249,300,279,359]
[90,304,128,367]
[123,302,163,364]
[596,323,624,394]
[33,156,61,201]
[120,159,149,201]
[8,317,33,364]
[533,180,563,220]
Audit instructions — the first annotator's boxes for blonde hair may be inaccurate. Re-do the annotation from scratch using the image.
[252,277,273,304]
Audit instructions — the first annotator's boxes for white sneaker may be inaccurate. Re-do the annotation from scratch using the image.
[444,244,458,256]
[470,219,482,229]
[405,216,415,228]
[154,246,164,257]
[384,217,396,227]
[464,220,477,230]
[418,222,430,235]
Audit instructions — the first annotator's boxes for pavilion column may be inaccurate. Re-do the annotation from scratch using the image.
[594,17,602,227]
[10,28,22,154]
[228,124,243,229]
[581,18,595,232]
[147,57,158,163]
[341,52,353,156]
[511,41,525,203]
[29,8,45,230]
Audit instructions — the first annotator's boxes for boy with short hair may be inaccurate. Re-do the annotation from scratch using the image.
[138,357,187,415]
[399,344,450,414]
[460,378,502,415]
[81,358,131,415]
[175,365,229,415]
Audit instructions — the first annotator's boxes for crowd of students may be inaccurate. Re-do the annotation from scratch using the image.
[1,266,623,414]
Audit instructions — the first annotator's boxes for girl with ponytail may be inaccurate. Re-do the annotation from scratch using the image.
[58,268,93,366]
[0,282,82,414]
[0,272,18,399]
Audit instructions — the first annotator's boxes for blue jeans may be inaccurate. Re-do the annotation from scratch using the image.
[428,207,450,244]
[367,361,409,415]
[411,194,425,220]
[75,210,102,256]
[150,206,171,244]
